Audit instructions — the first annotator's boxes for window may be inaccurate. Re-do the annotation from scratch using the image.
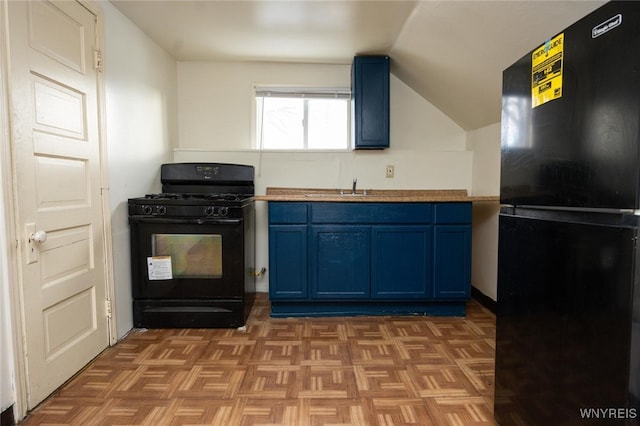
[255,87,350,150]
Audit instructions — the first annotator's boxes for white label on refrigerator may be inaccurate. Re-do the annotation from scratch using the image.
[147,256,173,280]
[592,14,622,39]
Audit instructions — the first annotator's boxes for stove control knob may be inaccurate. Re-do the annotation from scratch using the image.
[219,207,229,217]
[157,205,167,215]
[142,205,153,215]
[205,206,216,216]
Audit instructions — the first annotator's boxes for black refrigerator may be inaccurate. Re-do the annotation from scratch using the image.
[496,1,640,425]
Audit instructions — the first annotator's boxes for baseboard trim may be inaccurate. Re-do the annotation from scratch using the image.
[270,300,467,318]
[471,286,496,314]
[1,405,15,426]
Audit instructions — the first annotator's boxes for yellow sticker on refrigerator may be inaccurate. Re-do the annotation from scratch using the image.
[532,33,564,108]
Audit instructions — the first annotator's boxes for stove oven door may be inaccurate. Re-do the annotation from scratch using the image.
[129,216,247,327]
[130,217,245,298]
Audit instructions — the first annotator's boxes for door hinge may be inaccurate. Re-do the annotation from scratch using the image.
[93,49,102,72]
[105,299,112,319]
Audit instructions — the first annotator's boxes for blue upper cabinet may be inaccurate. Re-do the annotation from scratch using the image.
[352,56,390,149]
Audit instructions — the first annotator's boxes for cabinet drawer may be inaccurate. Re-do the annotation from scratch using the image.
[269,202,308,224]
[434,203,472,224]
[311,203,433,224]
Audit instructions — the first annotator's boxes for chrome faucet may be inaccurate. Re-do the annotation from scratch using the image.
[352,178,357,194]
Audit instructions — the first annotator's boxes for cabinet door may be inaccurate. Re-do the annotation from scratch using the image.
[434,225,471,299]
[372,227,433,299]
[269,225,307,299]
[352,56,389,149]
[310,225,370,299]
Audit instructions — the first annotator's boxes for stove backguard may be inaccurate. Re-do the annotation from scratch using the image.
[161,163,254,197]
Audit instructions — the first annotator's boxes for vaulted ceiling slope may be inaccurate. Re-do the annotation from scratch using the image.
[110,0,606,131]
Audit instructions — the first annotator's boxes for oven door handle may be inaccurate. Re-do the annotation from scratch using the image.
[132,217,242,225]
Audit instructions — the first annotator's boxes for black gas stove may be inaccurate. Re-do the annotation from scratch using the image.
[129,163,255,217]
[128,163,256,328]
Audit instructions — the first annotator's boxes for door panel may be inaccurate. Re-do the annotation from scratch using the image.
[310,225,370,299]
[371,226,433,299]
[43,288,96,359]
[32,75,87,138]
[35,156,89,207]
[268,225,308,299]
[433,226,471,299]
[40,225,93,293]
[8,0,108,408]
[28,0,86,73]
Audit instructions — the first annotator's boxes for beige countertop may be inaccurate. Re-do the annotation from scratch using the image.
[255,187,499,203]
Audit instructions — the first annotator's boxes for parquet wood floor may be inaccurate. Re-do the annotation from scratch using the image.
[20,294,496,425]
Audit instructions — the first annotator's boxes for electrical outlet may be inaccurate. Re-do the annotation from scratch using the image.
[386,165,395,178]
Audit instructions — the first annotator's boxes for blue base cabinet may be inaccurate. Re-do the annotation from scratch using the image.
[268,202,308,300]
[268,201,472,317]
[311,226,371,298]
[433,202,472,299]
[268,225,307,299]
[434,226,471,299]
[372,226,433,299]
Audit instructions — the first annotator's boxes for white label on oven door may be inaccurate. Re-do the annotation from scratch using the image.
[147,256,173,280]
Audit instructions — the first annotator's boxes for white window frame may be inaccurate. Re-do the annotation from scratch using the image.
[253,85,352,151]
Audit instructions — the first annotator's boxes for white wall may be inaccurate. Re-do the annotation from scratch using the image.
[468,123,501,197]
[102,1,177,338]
[468,123,501,301]
[178,62,352,151]
[175,61,476,292]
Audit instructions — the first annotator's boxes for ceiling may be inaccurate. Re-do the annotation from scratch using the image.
[110,0,606,131]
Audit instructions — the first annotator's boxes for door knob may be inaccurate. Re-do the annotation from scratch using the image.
[30,230,47,243]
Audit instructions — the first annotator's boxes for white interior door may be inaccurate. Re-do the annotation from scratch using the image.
[7,0,110,409]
